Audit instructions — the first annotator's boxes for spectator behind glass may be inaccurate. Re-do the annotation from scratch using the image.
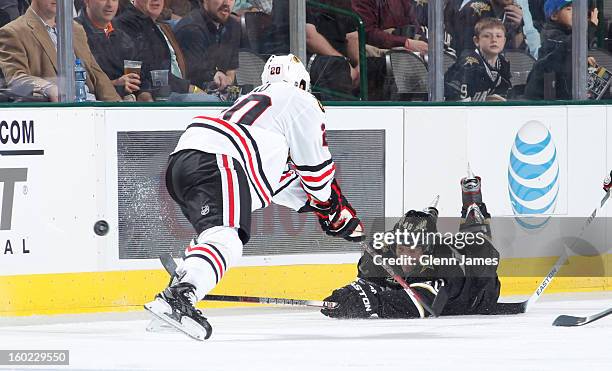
[0,8,10,29]
[174,0,240,91]
[76,0,143,99]
[306,0,360,77]
[0,0,121,101]
[587,0,598,49]
[0,0,19,27]
[158,0,199,24]
[445,17,511,101]
[528,0,545,31]
[516,0,541,58]
[352,0,428,55]
[410,0,428,29]
[114,0,206,100]
[445,0,526,57]
[524,0,597,100]
[410,0,456,51]
[261,1,357,100]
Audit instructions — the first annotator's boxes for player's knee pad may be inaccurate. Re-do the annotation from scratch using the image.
[177,226,243,299]
[196,226,243,266]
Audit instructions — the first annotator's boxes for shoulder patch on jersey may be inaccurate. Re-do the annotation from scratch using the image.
[470,2,491,16]
[464,56,480,66]
[317,99,325,113]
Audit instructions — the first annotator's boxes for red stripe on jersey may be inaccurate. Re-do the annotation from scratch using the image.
[222,155,235,227]
[186,245,225,277]
[195,116,271,205]
[279,170,295,183]
[300,164,336,183]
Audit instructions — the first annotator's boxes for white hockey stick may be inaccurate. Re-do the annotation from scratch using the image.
[522,189,610,312]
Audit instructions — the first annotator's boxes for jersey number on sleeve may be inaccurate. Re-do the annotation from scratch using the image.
[222,94,272,126]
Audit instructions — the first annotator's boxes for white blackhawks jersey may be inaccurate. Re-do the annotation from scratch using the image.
[172,82,335,212]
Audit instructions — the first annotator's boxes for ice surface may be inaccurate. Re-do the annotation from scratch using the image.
[0,292,611,371]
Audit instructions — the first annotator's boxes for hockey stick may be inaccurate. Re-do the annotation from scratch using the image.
[552,307,612,327]
[435,190,611,316]
[497,188,611,314]
[491,178,611,315]
[156,252,525,316]
[157,253,338,309]
[360,241,448,317]
[520,189,611,313]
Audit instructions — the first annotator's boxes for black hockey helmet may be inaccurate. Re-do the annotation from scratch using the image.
[393,209,438,234]
[392,208,439,254]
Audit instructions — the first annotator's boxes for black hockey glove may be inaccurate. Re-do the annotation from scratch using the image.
[321,278,381,319]
[604,171,611,193]
[299,179,365,242]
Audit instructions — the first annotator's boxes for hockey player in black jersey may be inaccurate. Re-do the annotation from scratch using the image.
[321,169,501,319]
[445,18,512,102]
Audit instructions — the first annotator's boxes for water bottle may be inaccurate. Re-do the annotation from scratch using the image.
[74,58,87,102]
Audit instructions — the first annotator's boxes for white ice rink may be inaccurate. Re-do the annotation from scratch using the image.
[0,292,611,371]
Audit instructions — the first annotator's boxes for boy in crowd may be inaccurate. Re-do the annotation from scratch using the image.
[525,0,597,100]
[445,18,511,101]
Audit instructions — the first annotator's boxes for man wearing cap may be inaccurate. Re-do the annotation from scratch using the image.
[525,0,597,99]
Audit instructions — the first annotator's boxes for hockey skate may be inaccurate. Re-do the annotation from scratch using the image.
[460,165,491,234]
[144,282,213,341]
[461,163,482,207]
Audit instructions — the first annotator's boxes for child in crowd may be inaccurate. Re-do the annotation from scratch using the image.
[525,0,598,100]
[445,17,511,102]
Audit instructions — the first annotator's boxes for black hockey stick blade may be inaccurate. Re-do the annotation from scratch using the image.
[431,286,449,316]
[157,253,338,309]
[490,302,527,315]
[159,252,178,276]
[552,307,612,327]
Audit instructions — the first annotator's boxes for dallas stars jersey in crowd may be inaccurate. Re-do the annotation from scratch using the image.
[444,48,511,101]
[172,82,334,212]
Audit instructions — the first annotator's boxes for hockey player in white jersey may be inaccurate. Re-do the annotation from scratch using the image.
[145,54,365,340]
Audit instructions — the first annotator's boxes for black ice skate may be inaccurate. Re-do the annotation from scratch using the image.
[460,165,491,235]
[144,282,213,341]
[460,163,482,207]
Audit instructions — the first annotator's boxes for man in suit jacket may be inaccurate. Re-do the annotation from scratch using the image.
[0,0,120,101]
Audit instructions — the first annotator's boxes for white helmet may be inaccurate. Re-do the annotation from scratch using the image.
[261,54,311,92]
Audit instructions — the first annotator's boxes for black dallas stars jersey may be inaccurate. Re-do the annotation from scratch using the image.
[444,49,511,102]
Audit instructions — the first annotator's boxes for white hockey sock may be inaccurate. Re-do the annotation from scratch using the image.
[176,226,243,300]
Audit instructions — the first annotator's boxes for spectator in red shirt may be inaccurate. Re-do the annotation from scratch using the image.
[352,0,428,54]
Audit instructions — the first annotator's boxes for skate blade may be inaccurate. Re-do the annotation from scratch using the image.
[146,318,178,333]
[144,298,208,341]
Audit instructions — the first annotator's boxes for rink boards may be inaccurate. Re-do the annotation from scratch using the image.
[0,103,611,315]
